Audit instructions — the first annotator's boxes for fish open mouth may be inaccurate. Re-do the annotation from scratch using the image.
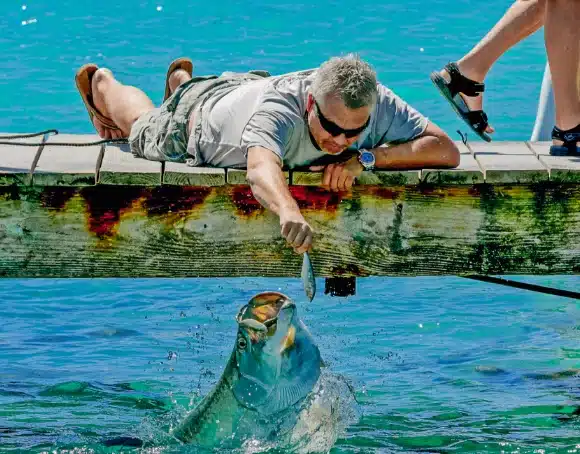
[236,292,295,345]
[233,292,320,415]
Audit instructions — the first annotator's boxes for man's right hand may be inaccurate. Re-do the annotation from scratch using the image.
[246,146,313,254]
[279,209,313,254]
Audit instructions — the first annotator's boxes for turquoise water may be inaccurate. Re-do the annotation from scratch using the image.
[0,0,547,140]
[1,277,579,452]
[1,1,579,453]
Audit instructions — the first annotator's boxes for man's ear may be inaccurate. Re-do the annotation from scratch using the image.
[306,93,314,112]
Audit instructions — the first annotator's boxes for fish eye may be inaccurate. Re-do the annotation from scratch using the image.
[237,336,247,350]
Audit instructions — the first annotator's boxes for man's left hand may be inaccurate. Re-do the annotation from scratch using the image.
[310,156,364,192]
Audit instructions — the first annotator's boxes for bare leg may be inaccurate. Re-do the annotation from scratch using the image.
[91,68,155,140]
[168,69,192,96]
[545,0,580,131]
[441,0,545,133]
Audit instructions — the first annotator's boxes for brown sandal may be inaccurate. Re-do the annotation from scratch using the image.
[163,58,194,102]
[75,63,122,133]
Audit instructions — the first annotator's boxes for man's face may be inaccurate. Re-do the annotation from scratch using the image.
[306,93,372,155]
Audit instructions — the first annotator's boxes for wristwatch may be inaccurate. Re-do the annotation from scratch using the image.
[357,148,376,170]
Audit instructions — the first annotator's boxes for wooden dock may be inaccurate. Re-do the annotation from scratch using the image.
[0,132,578,280]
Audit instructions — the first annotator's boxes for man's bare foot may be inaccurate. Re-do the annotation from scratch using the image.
[90,68,125,140]
[440,66,495,135]
[168,68,191,96]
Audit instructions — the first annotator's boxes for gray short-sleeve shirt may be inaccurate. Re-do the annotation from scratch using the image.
[188,69,428,169]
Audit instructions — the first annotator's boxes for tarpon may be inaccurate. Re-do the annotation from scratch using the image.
[171,291,322,448]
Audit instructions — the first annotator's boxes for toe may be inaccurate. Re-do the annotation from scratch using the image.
[96,124,106,139]
[93,117,105,138]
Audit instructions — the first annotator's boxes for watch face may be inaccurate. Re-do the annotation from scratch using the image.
[360,152,374,165]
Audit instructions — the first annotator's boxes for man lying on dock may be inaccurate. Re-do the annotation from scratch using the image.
[75,54,460,254]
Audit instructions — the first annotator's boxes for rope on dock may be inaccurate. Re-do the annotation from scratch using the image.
[0,129,128,147]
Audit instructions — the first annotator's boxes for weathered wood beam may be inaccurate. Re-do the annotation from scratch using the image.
[0,135,578,278]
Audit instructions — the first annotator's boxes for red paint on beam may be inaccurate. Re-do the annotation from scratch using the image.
[368,187,401,200]
[231,187,264,215]
[144,186,212,216]
[81,186,146,238]
[231,186,342,215]
[39,187,78,210]
[289,186,342,211]
[468,186,484,197]
[417,186,446,198]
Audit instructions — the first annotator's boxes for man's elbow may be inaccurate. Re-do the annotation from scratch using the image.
[246,147,283,187]
[246,152,265,188]
[246,165,258,187]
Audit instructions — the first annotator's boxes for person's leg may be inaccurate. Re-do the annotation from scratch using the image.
[91,68,155,139]
[457,0,545,82]
[167,68,192,96]
[440,0,545,133]
[544,0,580,132]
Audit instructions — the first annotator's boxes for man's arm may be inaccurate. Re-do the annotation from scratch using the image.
[371,120,460,169]
[312,120,460,191]
[246,146,313,253]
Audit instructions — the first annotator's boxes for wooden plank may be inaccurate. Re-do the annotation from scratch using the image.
[290,170,324,186]
[0,133,43,186]
[227,168,289,185]
[471,141,549,183]
[527,141,580,183]
[32,134,103,186]
[99,142,162,185]
[358,170,420,186]
[291,170,421,186]
[422,142,483,185]
[164,162,225,186]
[226,169,249,184]
[471,141,535,156]
[0,183,577,278]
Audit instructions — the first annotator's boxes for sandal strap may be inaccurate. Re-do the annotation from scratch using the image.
[444,62,485,98]
[464,110,489,134]
[552,124,580,155]
[552,123,580,142]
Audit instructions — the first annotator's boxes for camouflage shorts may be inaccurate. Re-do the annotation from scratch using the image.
[129,71,271,163]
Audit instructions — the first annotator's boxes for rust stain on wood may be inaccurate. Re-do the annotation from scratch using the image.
[230,186,264,216]
[368,187,401,200]
[81,186,146,239]
[39,187,78,210]
[289,186,342,211]
[143,186,212,216]
[0,182,578,278]
[229,185,344,217]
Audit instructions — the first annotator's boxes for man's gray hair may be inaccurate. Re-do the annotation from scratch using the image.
[311,54,378,109]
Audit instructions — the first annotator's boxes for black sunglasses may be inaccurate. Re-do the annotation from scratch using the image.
[314,100,370,138]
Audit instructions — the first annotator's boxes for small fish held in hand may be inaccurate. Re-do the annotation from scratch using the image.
[301,252,316,302]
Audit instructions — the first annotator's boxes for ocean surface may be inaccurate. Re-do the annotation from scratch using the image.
[1,277,579,453]
[0,0,549,139]
[1,1,579,453]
